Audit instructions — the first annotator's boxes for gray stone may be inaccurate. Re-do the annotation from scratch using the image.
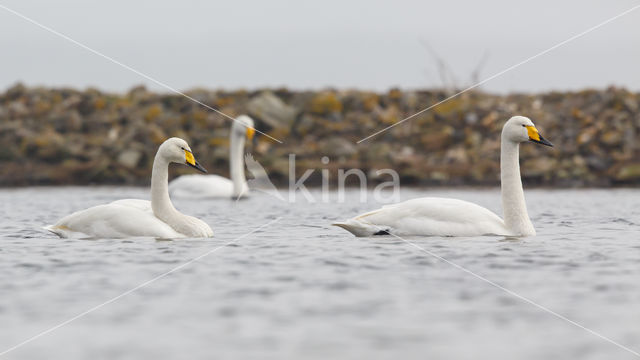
[321,137,357,157]
[247,91,296,129]
[117,149,142,168]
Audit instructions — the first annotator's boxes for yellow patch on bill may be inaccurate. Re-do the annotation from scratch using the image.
[246,126,255,140]
[184,149,196,165]
[526,126,540,141]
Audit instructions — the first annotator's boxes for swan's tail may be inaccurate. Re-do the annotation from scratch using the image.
[44,225,68,238]
[332,219,382,237]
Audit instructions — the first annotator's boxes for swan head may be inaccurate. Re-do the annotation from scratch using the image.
[503,116,553,147]
[159,137,207,173]
[233,115,255,140]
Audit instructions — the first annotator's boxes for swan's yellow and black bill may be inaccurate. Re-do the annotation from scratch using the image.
[246,126,255,140]
[526,126,553,147]
[184,149,207,173]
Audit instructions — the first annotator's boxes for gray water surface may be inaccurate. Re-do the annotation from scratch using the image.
[0,187,639,359]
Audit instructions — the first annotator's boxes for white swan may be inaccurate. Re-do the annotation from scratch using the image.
[46,138,214,239]
[333,116,553,237]
[169,115,255,198]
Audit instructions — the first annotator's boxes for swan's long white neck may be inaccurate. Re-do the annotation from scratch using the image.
[500,136,535,236]
[229,130,246,197]
[151,153,180,221]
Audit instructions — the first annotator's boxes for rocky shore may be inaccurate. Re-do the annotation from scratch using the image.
[1,84,639,187]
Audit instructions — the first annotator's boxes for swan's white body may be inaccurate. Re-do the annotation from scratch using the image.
[46,138,214,239]
[46,199,183,238]
[334,116,553,237]
[335,198,508,237]
[169,174,246,198]
[170,115,254,199]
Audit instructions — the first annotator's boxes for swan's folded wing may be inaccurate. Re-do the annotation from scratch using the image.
[111,199,152,213]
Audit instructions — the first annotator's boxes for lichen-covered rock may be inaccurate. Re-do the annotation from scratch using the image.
[309,92,342,115]
[615,163,640,181]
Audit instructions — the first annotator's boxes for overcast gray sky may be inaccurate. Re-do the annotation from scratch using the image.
[1,0,638,93]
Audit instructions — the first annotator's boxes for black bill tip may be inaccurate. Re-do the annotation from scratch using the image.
[187,161,208,173]
[530,135,553,147]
